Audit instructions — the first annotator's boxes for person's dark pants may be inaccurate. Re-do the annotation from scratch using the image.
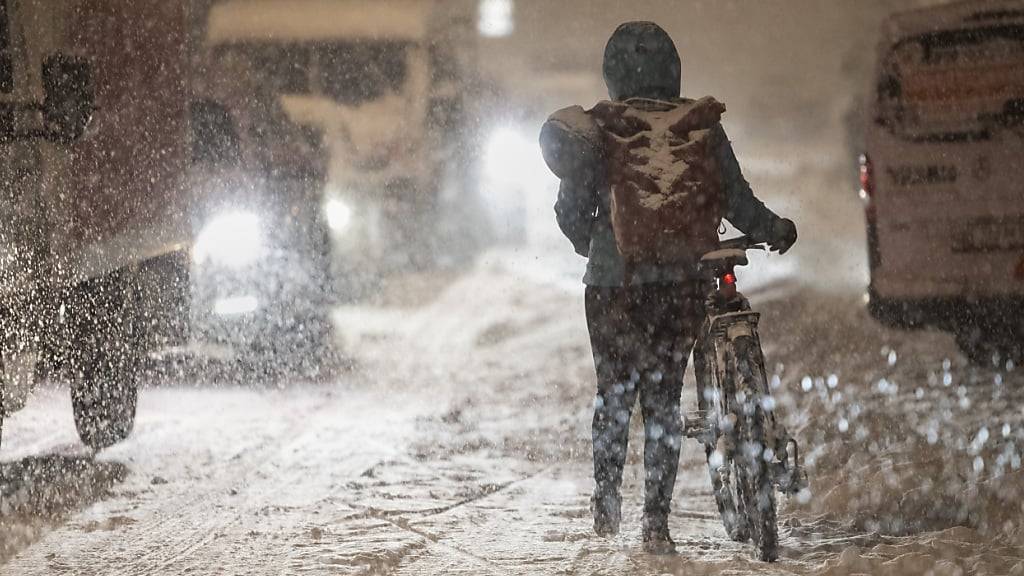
[585,282,705,524]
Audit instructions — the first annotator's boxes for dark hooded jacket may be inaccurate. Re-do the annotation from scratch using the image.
[551,21,783,286]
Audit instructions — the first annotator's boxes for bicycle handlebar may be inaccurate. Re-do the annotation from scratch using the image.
[718,235,766,252]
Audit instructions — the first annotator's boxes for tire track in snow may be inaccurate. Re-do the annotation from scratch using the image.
[348,464,552,521]
[5,388,409,575]
[22,422,307,573]
[347,466,555,575]
[113,396,414,576]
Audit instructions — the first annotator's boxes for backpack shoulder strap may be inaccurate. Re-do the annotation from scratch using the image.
[669,96,727,136]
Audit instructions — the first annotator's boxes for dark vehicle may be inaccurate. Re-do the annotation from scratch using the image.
[0,0,332,451]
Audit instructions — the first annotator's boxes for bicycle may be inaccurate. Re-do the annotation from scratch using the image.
[682,236,808,562]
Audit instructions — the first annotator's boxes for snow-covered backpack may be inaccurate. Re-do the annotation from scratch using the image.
[541,96,727,268]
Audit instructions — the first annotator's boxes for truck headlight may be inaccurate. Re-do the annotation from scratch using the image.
[325,198,353,232]
[194,211,264,268]
[214,295,259,315]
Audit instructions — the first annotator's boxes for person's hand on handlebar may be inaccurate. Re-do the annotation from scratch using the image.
[767,218,798,254]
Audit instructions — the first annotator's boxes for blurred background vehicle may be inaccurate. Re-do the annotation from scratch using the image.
[0,0,484,450]
[204,0,486,293]
[861,0,1024,365]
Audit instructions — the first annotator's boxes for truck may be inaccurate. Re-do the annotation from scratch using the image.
[204,0,482,291]
[862,0,1024,365]
[0,0,338,452]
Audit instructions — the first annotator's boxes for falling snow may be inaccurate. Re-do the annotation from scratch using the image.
[2,0,1024,575]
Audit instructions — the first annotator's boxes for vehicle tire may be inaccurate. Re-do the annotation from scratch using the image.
[955,329,996,366]
[729,335,779,562]
[71,342,139,450]
[694,336,749,543]
[955,321,1021,367]
[68,278,142,451]
[1009,324,1024,366]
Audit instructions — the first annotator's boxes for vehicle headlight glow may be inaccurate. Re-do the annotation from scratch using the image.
[484,126,535,185]
[325,198,353,232]
[194,211,264,268]
[214,295,259,316]
[478,0,514,38]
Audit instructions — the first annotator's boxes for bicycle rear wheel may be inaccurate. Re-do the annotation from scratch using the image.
[728,335,778,562]
[695,335,749,543]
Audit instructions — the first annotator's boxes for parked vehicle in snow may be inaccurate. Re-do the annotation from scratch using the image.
[0,0,335,451]
[0,2,97,451]
[205,0,481,289]
[862,0,1024,365]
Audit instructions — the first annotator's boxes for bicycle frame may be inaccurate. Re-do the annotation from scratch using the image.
[684,242,808,497]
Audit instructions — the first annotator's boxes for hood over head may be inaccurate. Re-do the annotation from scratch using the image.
[602,21,681,101]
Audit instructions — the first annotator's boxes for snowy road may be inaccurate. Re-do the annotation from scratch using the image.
[3,255,1024,575]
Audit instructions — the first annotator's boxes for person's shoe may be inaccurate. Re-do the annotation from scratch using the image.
[591,492,621,537]
[642,517,677,555]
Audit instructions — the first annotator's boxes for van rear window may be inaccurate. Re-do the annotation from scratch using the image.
[877,24,1024,141]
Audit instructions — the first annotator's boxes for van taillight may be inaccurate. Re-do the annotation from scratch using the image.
[860,153,881,269]
[859,154,874,201]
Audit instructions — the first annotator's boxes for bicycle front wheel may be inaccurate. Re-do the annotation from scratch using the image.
[728,335,779,562]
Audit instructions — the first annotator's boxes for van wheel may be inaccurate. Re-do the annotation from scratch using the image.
[955,328,1000,367]
[71,343,139,450]
[68,275,143,451]
[955,323,1021,368]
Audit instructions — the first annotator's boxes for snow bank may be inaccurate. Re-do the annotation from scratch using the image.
[750,287,1024,574]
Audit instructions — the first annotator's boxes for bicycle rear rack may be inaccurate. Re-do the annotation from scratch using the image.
[773,437,809,496]
[684,410,808,496]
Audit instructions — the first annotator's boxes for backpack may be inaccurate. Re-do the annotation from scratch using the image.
[541,96,727,268]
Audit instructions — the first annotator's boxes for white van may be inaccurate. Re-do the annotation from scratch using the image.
[863,0,1024,364]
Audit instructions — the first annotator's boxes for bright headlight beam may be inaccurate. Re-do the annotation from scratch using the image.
[325,198,353,232]
[214,295,259,316]
[484,126,533,182]
[478,0,513,38]
[194,211,264,268]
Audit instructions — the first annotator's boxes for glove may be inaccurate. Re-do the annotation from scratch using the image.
[767,218,797,254]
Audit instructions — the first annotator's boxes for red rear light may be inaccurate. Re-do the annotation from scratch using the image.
[859,154,874,200]
[723,272,737,285]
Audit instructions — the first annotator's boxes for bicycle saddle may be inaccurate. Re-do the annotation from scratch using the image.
[699,248,749,275]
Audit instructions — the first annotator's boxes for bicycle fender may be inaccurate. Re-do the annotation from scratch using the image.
[709,311,761,341]
[727,322,754,340]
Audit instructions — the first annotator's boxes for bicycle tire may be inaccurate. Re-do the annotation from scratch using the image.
[729,335,779,562]
[695,335,749,543]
